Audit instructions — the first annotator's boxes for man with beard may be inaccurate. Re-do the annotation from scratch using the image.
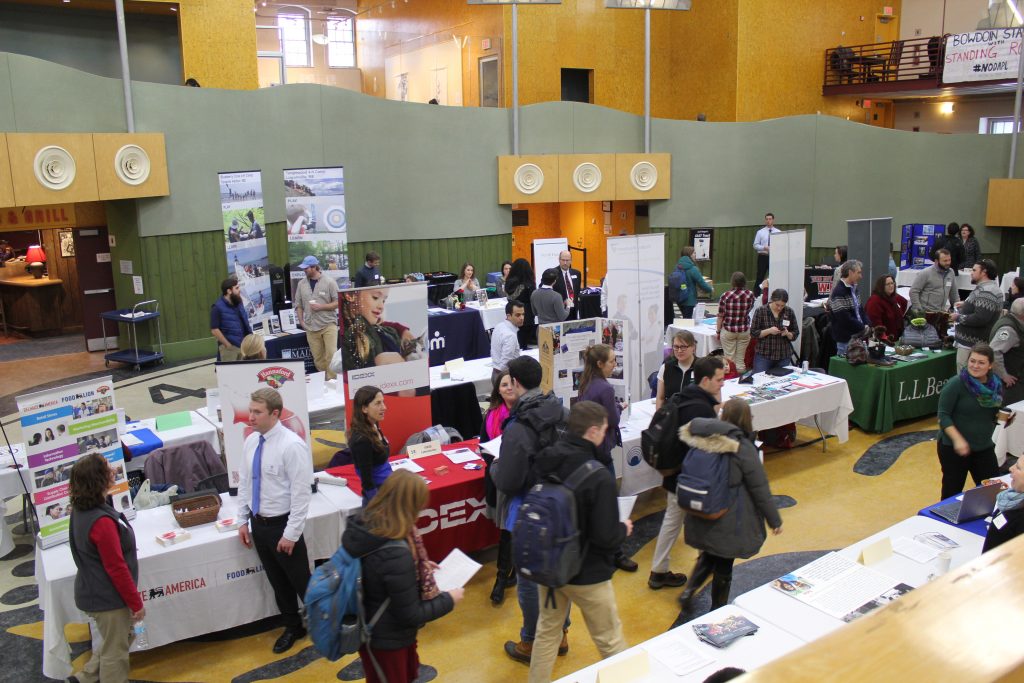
[211,276,253,361]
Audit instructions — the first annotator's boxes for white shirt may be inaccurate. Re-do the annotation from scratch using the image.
[752,225,780,254]
[490,319,521,372]
[237,420,313,542]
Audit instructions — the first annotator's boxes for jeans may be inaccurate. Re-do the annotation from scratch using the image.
[752,354,789,374]
[518,577,570,642]
[836,341,848,357]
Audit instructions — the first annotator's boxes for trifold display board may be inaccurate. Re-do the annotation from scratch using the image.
[538,318,633,409]
[215,359,310,494]
[605,234,665,402]
[767,229,805,359]
[848,217,892,302]
[533,237,568,287]
[16,376,134,548]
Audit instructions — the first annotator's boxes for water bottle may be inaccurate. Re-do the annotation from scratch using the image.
[133,620,149,649]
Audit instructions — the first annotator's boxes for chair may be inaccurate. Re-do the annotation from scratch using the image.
[829,46,856,84]
[881,40,904,81]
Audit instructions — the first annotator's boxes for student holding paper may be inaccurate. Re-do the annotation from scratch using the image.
[341,470,462,683]
[677,400,782,616]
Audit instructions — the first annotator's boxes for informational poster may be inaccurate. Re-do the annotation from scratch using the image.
[219,170,271,326]
[532,237,569,287]
[606,234,665,402]
[944,28,1022,83]
[16,377,133,548]
[215,359,309,493]
[340,282,431,454]
[692,229,712,261]
[538,317,632,409]
[284,167,350,293]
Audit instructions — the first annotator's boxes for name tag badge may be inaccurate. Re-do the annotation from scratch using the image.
[993,513,1008,530]
[781,319,790,327]
[266,463,280,476]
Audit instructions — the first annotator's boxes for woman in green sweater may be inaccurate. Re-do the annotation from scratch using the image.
[936,342,1003,500]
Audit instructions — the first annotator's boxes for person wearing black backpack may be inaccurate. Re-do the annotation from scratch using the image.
[527,401,632,683]
[677,400,782,616]
[491,356,571,663]
[648,356,725,591]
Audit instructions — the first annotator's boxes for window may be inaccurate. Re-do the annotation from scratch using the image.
[278,13,310,67]
[327,17,356,68]
[989,117,1021,134]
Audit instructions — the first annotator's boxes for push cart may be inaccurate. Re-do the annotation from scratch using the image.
[100,299,165,371]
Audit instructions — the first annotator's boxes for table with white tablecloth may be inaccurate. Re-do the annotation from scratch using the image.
[464,297,508,330]
[615,370,854,496]
[994,399,1024,466]
[123,411,221,472]
[37,486,360,680]
[1001,268,1020,294]
[896,267,974,291]
[0,444,30,557]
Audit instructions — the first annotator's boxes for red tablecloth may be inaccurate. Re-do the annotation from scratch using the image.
[326,439,499,559]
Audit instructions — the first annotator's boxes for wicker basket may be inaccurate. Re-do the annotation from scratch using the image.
[171,494,222,528]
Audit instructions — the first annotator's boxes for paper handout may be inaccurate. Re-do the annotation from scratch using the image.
[617,496,637,523]
[433,549,482,592]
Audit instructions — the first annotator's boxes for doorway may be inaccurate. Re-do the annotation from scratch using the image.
[73,227,117,351]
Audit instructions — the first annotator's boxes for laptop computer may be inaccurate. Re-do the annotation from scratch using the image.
[930,484,1001,524]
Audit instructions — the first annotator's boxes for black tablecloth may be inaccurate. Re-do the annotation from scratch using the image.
[427,308,491,366]
[264,331,318,374]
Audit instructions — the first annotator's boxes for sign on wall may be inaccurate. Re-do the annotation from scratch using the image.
[16,377,133,548]
[944,28,1022,83]
[219,170,271,327]
[284,167,350,292]
[692,228,712,261]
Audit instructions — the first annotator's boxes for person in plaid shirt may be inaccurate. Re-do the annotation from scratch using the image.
[750,289,800,373]
[716,272,755,373]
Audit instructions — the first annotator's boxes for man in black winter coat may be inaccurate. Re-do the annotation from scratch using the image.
[527,401,632,683]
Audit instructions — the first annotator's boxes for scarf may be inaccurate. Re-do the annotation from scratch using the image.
[959,368,1003,408]
[410,529,440,600]
[996,488,1024,514]
[484,403,510,440]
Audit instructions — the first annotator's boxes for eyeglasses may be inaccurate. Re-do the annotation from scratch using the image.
[672,344,692,351]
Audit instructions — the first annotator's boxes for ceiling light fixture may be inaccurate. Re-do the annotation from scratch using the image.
[940,102,954,114]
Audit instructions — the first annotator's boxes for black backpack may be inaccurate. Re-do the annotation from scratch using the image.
[641,393,687,475]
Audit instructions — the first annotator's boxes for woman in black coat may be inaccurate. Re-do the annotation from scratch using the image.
[503,258,536,348]
[341,470,463,683]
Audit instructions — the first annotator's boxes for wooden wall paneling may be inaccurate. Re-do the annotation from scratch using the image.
[179,234,201,340]
[614,153,671,201]
[39,227,82,330]
[997,228,1021,277]
[7,133,100,205]
[986,179,1024,227]
[0,134,14,208]
[498,155,559,204]
[557,154,616,202]
[92,133,170,200]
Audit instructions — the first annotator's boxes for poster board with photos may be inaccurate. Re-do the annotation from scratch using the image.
[538,317,632,411]
[215,359,310,493]
[285,167,350,293]
[16,376,134,548]
[340,282,432,455]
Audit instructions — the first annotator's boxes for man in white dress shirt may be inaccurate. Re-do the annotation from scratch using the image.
[491,301,525,381]
[752,212,780,296]
[237,387,313,654]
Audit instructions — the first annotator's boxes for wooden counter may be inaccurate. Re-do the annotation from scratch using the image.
[0,274,64,332]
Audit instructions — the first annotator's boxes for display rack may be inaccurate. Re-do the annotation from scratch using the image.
[100,299,165,371]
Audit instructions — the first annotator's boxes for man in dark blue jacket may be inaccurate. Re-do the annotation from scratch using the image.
[828,259,869,356]
[527,401,631,682]
[210,276,252,361]
[354,250,383,288]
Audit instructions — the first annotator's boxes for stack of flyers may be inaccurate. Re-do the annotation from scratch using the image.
[215,517,245,532]
[691,614,759,648]
[914,531,960,550]
[155,529,192,546]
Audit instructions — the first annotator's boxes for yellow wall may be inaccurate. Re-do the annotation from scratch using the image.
[137,0,258,89]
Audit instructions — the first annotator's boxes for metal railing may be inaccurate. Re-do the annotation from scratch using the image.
[823,35,945,89]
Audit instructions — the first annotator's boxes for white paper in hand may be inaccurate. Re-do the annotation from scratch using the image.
[617,495,637,523]
[480,435,502,458]
[433,548,482,592]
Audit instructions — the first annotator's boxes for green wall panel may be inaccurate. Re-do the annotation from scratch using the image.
[0,54,16,130]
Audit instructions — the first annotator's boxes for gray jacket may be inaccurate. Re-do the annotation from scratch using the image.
[681,418,782,559]
[909,264,959,314]
[954,279,1003,349]
[531,286,570,325]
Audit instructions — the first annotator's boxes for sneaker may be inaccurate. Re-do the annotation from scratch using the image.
[504,639,532,664]
[648,571,688,590]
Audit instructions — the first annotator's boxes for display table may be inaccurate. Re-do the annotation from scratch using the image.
[994,399,1024,467]
[0,444,30,557]
[263,330,317,374]
[326,439,499,560]
[664,322,720,358]
[0,274,64,333]
[425,307,491,366]
[827,349,956,433]
[552,605,807,683]
[122,411,221,472]
[464,297,508,331]
[896,267,974,291]
[37,489,351,680]
[616,371,854,496]
[734,516,982,643]
[194,380,345,432]
[916,474,1009,537]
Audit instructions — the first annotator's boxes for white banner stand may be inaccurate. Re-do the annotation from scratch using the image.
[532,237,569,287]
[767,229,805,360]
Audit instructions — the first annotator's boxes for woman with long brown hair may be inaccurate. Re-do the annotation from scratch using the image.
[341,470,463,683]
[481,370,519,604]
[348,385,391,504]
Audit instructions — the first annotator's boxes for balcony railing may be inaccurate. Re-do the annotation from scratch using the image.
[823,36,944,94]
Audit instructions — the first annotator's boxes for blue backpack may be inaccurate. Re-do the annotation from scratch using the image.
[668,267,688,304]
[676,445,735,520]
[305,540,406,668]
[512,460,603,598]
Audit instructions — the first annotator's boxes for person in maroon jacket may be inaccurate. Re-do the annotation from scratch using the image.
[67,453,144,683]
[865,274,909,341]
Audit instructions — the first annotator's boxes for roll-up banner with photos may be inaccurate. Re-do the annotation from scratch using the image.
[340,282,431,455]
[605,234,665,402]
[219,170,271,327]
[215,359,309,493]
[539,317,632,410]
[16,377,133,548]
[284,167,350,293]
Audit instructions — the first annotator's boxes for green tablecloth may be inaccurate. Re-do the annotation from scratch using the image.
[828,350,957,433]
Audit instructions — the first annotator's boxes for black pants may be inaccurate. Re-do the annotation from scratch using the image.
[936,440,1000,501]
[678,303,694,319]
[754,253,769,295]
[704,553,735,578]
[251,515,311,629]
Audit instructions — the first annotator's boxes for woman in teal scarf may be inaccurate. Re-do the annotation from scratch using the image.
[983,458,1024,553]
[936,343,1003,500]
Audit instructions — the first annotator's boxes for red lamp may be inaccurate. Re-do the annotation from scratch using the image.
[25,245,47,279]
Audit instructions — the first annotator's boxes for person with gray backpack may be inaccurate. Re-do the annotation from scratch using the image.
[677,399,782,617]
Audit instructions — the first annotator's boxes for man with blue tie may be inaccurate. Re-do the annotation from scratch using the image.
[237,387,313,654]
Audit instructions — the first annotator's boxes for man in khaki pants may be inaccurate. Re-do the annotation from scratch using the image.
[294,256,339,379]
